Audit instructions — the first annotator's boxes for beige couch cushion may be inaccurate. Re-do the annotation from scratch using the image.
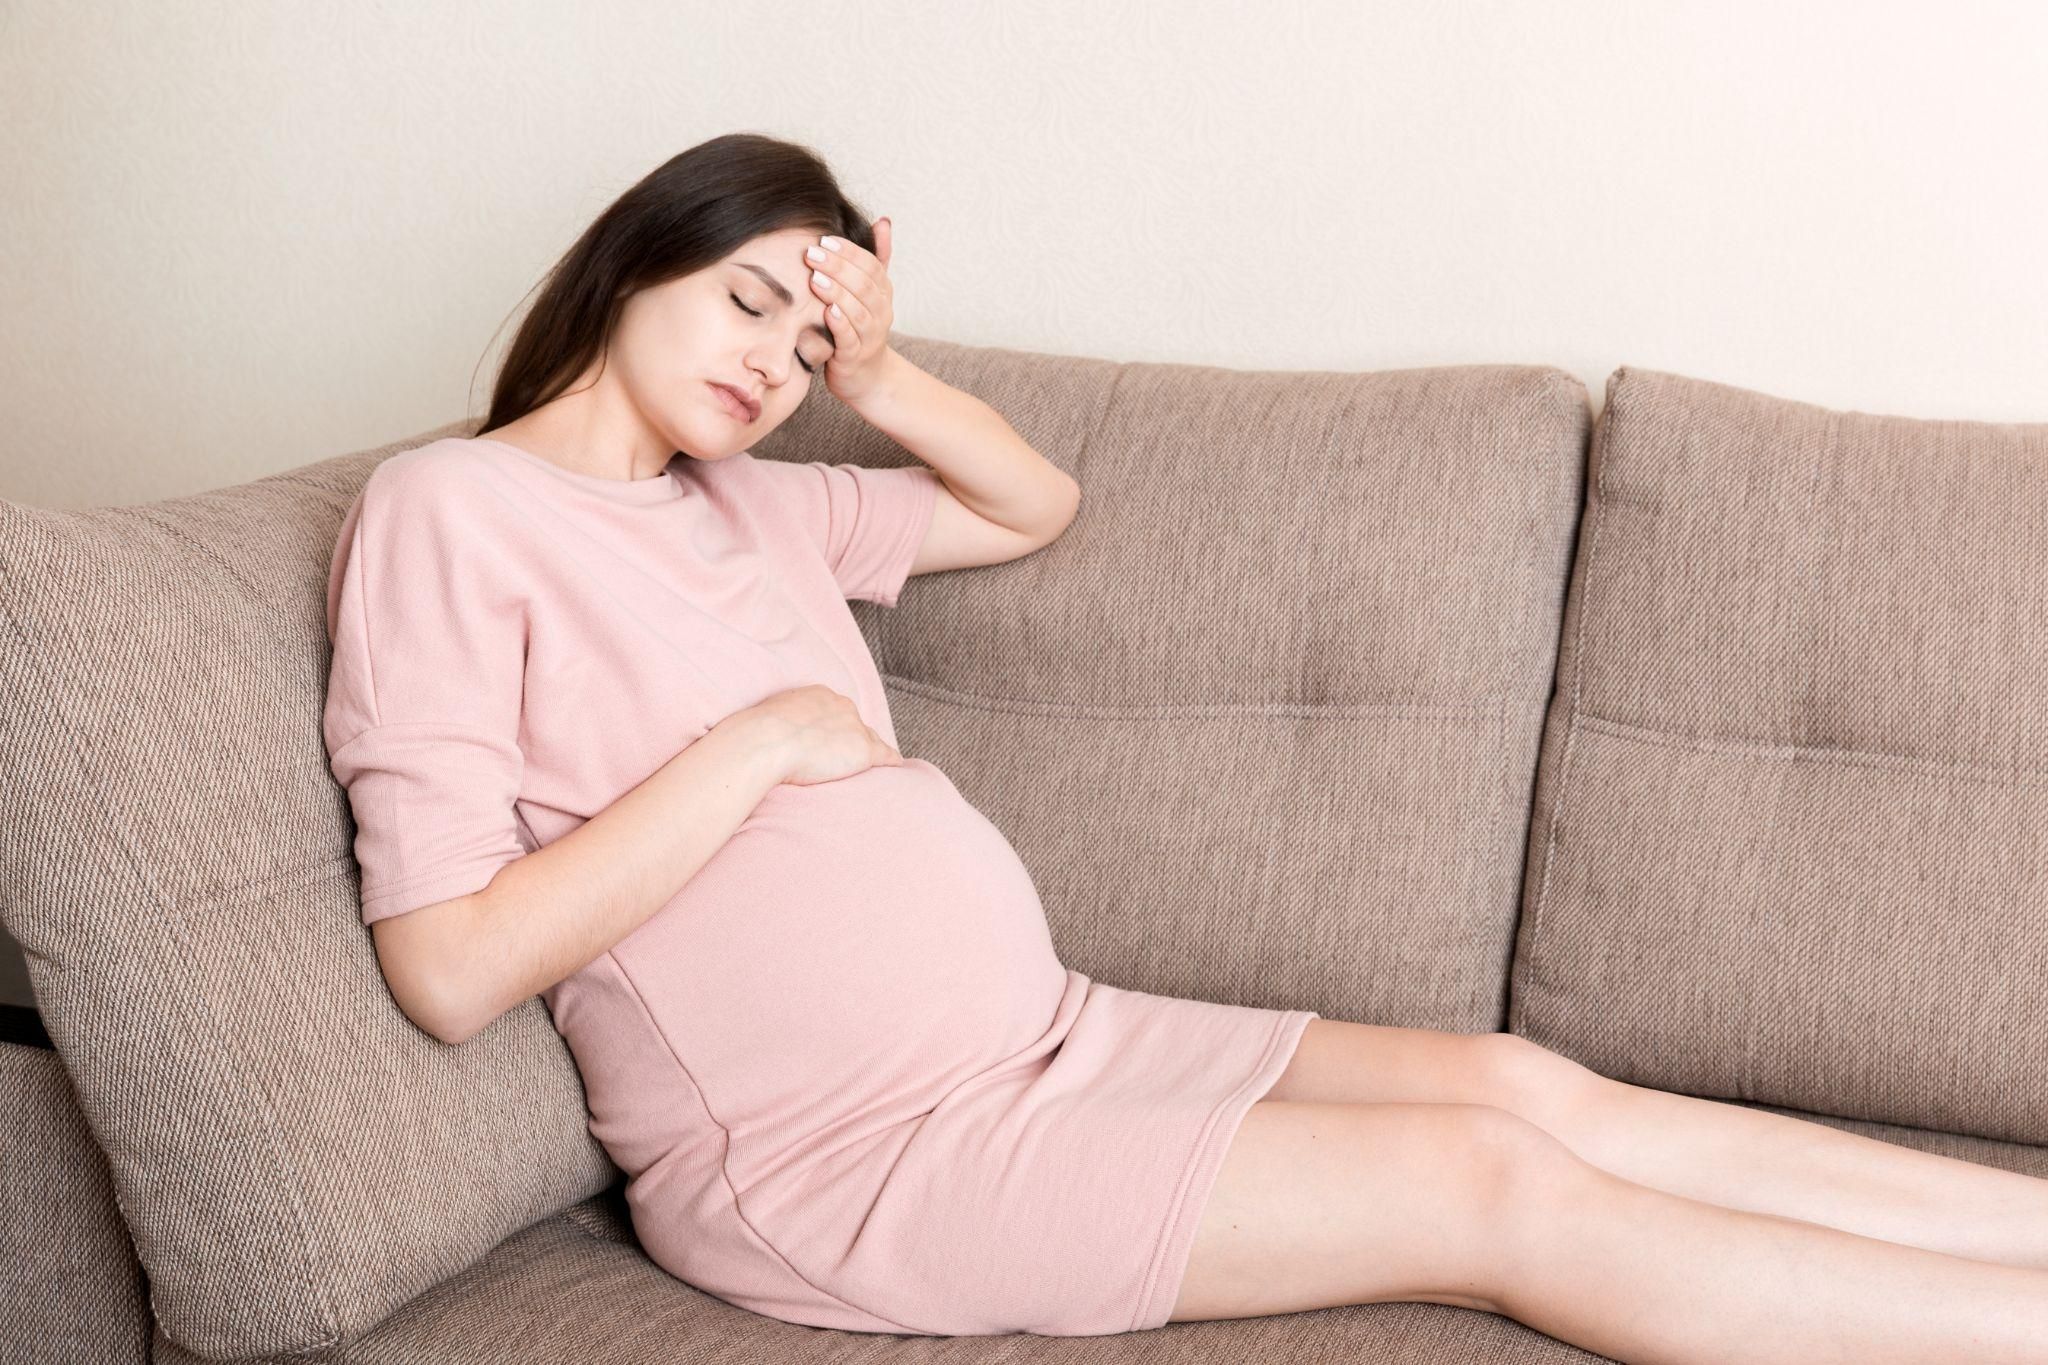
[1,1038,149,1365]
[142,1099,2048,1363]
[1514,365,2048,1142]
[0,421,618,1358]
[148,1186,1613,1363]
[851,340,1589,1034]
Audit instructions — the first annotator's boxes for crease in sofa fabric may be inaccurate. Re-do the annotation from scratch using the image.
[1515,370,1623,1042]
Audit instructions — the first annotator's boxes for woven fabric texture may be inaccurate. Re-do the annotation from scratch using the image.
[146,1091,2048,1364]
[1,1039,149,1365]
[0,420,620,1358]
[853,340,1590,1034]
[1513,365,2048,1142]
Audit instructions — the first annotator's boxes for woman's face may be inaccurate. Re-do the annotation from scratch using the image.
[609,227,839,461]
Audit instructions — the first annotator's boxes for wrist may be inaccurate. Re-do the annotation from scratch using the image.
[843,347,914,416]
[717,707,800,786]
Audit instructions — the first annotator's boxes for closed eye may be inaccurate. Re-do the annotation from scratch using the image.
[730,293,817,376]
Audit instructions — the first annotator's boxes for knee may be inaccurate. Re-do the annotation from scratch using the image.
[1477,1032,1610,1129]
[1455,1101,1584,1193]
[1429,1104,1592,1315]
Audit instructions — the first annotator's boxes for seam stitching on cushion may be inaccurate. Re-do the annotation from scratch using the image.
[129,507,299,631]
[1079,360,1130,490]
[1574,709,2048,789]
[874,676,1505,723]
[0,583,343,1350]
[1483,700,1515,1021]
[184,855,355,916]
[603,949,928,1336]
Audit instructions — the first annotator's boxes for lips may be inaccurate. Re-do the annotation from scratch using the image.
[708,382,758,423]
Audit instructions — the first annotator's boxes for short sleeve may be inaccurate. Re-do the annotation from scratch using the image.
[748,456,941,607]
[321,457,533,925]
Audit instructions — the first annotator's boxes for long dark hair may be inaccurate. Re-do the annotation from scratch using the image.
[475,133,876,433]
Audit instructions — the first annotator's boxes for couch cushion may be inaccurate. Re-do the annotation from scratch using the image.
[149,1103,2048,1363]
[1513,365,2048,1141]
[0,421,617,1358]
[840,338,1590,1035]
[150,1183,1616,1363]
[1,1038,148,1365]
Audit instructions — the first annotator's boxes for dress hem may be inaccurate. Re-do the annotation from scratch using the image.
[1128,1006,1320,1332]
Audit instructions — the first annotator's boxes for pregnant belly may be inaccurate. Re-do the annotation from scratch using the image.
[606,757,1071,1157]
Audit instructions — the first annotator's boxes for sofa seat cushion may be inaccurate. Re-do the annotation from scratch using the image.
[2,1038,149,1365]
[1514,364,2048,1142]
[149,1101,2048,1363]
[148,1182,1613,1363]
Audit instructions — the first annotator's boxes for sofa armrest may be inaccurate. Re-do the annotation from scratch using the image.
[2,1015,151,1365]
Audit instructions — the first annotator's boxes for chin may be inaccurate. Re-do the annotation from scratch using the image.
[670,425,739,463]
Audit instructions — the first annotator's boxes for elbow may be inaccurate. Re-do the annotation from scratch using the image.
[384,943,476,1046]
[418,978,482,1047]
[370,896,491,1046]
[1035,476,1083,548]
[418,933,500,1046]
[429,1014,481,1049]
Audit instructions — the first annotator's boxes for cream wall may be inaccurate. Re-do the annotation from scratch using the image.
[4,1,2045,510]
[3,1,2043,510]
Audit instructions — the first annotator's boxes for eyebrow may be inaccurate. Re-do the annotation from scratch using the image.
[734,262,836,351]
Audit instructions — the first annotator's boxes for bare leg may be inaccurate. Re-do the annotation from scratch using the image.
[1497,1149,2048,1365]
[1173,1099,2048,1363]
[1265,1022,2048,1275]
[1525,1061,2048,1274]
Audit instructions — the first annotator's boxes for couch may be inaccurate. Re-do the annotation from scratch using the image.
[4,332,2045,1363]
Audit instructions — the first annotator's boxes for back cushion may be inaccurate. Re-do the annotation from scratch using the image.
[841,337,1590,1035]
[1512,365,2048,1143]
[0,420,616,1359]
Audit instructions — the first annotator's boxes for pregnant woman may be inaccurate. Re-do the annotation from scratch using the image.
[322,134,2048,1359]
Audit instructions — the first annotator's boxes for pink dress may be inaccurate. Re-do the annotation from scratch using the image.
[321,435,1316,1336]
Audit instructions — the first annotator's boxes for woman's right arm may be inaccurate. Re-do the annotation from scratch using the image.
[381,712,783,1045]
[384,688,901,1046]
[324,461,903,1044]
